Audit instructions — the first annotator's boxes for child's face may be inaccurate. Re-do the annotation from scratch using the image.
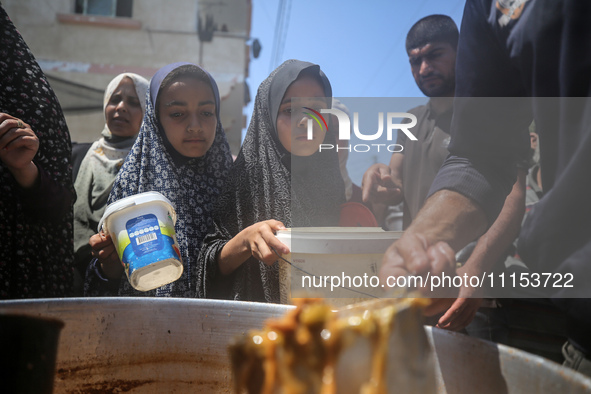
[276,75,327,156]
[158,77,217,158]
[105,77,143,137]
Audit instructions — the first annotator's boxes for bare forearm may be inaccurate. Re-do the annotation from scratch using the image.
[217,220,289,276]
[461,170,526,274]
[218,234,252,275]
[406,189,488,252]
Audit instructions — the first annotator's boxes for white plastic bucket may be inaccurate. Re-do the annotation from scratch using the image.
[275,227,402,307]
[98,191,183,292]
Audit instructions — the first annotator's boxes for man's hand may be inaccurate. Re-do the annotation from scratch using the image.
[380,231,459,312]
[380,231,482,329]
[382,189,488,263]
[361,163,402,205]
[380,232,457,283]
[433,262,484,330]
[379,190,489,328]
[435,296,483,331]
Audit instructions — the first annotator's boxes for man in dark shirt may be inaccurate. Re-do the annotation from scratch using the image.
[363,14,526,332]
[362,15,458,229]
[379,0,591,376]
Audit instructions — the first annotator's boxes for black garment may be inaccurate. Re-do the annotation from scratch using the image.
[428,0,591,357]
[19,165,73,223]
[0,6,74,299]
[70,141,96,296]
[197,60,345,302]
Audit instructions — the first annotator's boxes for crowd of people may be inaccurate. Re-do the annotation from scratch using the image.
[1,1,590,377]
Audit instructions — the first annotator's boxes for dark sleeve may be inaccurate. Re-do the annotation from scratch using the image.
[83,258,122,296]
[427,0,532,223]
[196,231,232,299]
[19,162,74,222]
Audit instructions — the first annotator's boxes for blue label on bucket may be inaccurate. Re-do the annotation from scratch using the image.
[120,214,180,274]
[122,234,178,272]
[126,214,164,257]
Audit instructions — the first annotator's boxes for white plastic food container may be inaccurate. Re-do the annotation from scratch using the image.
[275,227,402,306]
[98,191,183,291]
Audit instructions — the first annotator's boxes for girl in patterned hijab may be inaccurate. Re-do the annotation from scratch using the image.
[73,73,148,293]
[197,60,345,302]
[85,62,233,297]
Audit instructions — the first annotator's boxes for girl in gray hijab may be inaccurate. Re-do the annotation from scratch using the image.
[197,60,345,302]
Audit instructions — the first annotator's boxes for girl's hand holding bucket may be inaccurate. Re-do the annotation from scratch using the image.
[89,231,124,280]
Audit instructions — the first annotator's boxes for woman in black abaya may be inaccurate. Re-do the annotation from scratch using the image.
[0,6,75,298]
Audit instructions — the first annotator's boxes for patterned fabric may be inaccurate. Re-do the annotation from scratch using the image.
[0,6,74,298]
[73,73,148,272]
[197,60,345,302]
[84,63,233,297]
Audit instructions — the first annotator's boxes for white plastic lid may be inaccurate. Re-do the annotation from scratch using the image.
[276,227,402,254]
[98,191,177,233]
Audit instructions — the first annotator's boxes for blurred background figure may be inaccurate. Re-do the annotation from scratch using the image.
[72,73,148,296]
[0,5,75,299]
[331,98,379,228]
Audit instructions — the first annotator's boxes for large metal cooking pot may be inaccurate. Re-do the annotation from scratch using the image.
[0,298,590,393]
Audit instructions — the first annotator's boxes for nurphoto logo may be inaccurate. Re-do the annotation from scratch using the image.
[303,105,419,153]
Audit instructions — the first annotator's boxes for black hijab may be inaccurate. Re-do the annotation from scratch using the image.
[197,59,345,302]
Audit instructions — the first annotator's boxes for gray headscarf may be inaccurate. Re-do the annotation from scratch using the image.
[197,59,345,302]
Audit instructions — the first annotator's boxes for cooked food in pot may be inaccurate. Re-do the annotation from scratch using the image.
[229,297,435,394]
